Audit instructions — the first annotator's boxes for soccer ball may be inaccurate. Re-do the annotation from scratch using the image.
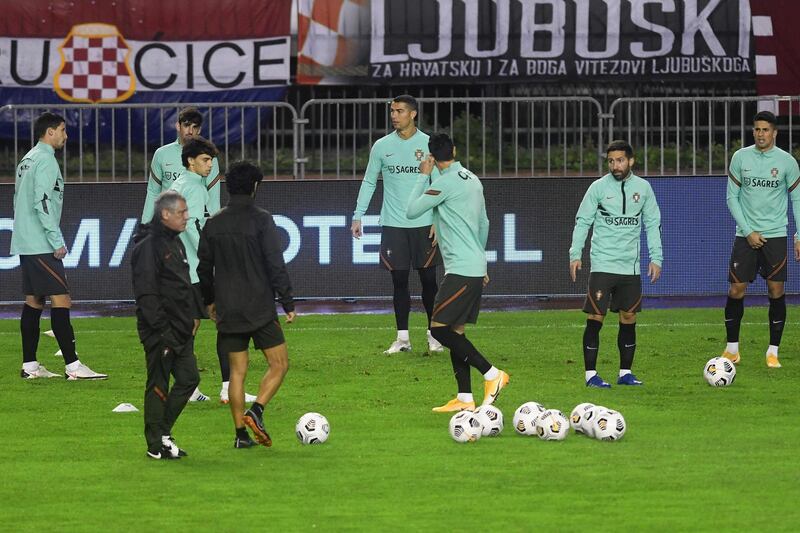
[592,410,627,441]
[474,405,504,437]
[449,411,482,443]
[295,412,330,444]
[704,357,736,387]
[536,410,569,441]
[570,403,595,434]
[513,402,545,435]
[580,405,607,438]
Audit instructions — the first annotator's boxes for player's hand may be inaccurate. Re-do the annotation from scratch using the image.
[192,319,200,336]
[351,220,362,239]
[746,231,766,249]
[569,260,582,282]
[794,237,800,261]
[419,154,435,176]
[429,225,438,247]
[285,311,296,324]
[648,262,662,283]
[53,246,67,259]
[483,274,490,287]
[206,304,217,322]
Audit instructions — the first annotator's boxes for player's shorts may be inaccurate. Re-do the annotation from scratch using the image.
[217,320,286,354]
[379,225,442,271]
[20,254,69,296]
[431,274,484,325]
[728,236,787,283]
[582,272,642,315]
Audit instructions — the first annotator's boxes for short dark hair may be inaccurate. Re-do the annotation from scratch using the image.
[429,133,455,162]
[606,139,634,158]
[178,107,203,127]
[34,112,65,140]
[392,94,418,113]
[181,136,218,168]
[225,160,262,195]
[754,110,777,128]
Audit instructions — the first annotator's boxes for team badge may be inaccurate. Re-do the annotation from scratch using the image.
[54,23,135,103]
[595,290,603,301]
[386,249,392,256]
[632,192,640,203]
[772,168,779,177]
[415,149,424,161]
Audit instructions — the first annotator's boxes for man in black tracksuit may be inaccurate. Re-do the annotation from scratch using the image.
[131,190,203,460]
[198,161,295,449]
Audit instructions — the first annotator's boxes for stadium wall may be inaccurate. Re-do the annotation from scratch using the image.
[1,177,798,302]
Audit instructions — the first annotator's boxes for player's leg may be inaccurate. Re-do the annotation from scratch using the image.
[431,322,475,412]
[244,321,288,447]
[20,290,54,379]
[187,288,209,401]
[583,273,612,388]
[143,339,179,459]
[218,332,257,448]
[380,227,412,353]
[610,275,643,385]
[412,225,443,352]
[162,340,200,457]
[218,335,257,404]
[762,237,788,368]
[724,237,756,363]
[418,266,442,352]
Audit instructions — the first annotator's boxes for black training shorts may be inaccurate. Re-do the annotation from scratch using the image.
[728,236,787,283]
[379,225,442,271]
[582,272,642,315]
[431,274,484,325]
[20,253,69,296]
[217,320,286,354]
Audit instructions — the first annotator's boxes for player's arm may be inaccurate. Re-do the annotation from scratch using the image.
[196,225,215,306]
[407,157,446,219]
[478,195,490,249]
[725,152,756,240]
[141,152,164,223]
[32,159,66,251]
[352,144,382,237]
[205,158,222,216]
[642,184,663,282]
[260,213,295,316]
[182,186,208,253]
[785,157,800,260]
[568,182,598,265]
[131,240,181,348]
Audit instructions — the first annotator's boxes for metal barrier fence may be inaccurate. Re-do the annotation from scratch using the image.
[607,96,800,176]
[1,96,798,181]
[0,102,298,181]
[298,97,605,179]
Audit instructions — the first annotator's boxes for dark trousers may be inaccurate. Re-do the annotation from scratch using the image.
[143,338,200,452]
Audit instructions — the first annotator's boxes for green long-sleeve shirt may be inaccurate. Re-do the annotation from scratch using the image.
[141,138,221,223]
[569,173,663,275]
[727,144,800,238]
[11,142,66,255]
[407,161,489,277]
[354,129,434,228]
[169,170,208,283]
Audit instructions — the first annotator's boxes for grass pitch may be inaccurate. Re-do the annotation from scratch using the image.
[1,307,799,531]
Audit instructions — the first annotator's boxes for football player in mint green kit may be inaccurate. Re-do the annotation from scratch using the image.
[170,138,259,404]
[141,107,221,224]
[722,111,800,369]
[351,95,443,355]
[569,140,663,388]
[11,112,107,381]
[407,133,510,412]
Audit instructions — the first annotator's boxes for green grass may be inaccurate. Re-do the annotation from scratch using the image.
[1,307,799,531]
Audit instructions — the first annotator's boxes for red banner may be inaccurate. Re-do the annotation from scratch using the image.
[751,0,800,98]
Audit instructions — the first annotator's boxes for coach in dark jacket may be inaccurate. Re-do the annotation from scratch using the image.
[131,190,202,460]
[197,161,295,449]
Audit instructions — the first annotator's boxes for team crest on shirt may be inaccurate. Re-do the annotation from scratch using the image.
[632,192,640,203]
[772,168,779,177]
[386,249,392,256]
[595,290,603,301]
[415,149,424,161]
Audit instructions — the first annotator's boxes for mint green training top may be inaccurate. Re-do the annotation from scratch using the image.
[727,144,800,238]
[169,169,208,284]
[141,138,221,223]
[354,129,434,228]
[11,142,66,255]
[569,173,663,275]
[407,161,489,277]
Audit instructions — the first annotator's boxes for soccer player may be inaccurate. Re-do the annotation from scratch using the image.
[11,112,107,381]
[569,140,663,388]
[197,161,296,449]
[407,133,509,412]
[131,191,203,459]
[169,138,258,403]
[351,95,444,354]
[141,107,221,223]
[722,111,800,369]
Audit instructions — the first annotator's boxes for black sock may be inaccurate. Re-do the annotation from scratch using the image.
[250,402,264,417]
[20,304,42,364]
[236,427,249,440]
[431,326,492,374]
[583,319,602,371]
[50,307,78,365]
[216,335,231,382]
[449,351,472,394]
[390,270,411,330]
[769,294,786,346]
[418,266,438,327]
[618,322,636,370]
[724,296,744,343]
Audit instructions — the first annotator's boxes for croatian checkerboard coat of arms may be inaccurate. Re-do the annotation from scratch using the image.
[54,23,135,103]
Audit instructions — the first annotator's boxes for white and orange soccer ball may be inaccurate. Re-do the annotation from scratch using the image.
[296,412,330,444]
[592,410,627,441]
[536,409,570,441]
[570,403,596,435]
[704,357,736,387]
[449,411,482,443]
[513,402,545,436]
[474,405,504,437]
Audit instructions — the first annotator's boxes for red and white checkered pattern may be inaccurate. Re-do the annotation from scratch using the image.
[297,0,368,84]
[56,34,132,102]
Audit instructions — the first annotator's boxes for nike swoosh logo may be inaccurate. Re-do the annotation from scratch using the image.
[624,344,636,348]
[772,321,784,325]
[165,163,174,166]
[385,153,394,157]
[585,346,598,350]
[743,168,751,171]
[606,196,615,199]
